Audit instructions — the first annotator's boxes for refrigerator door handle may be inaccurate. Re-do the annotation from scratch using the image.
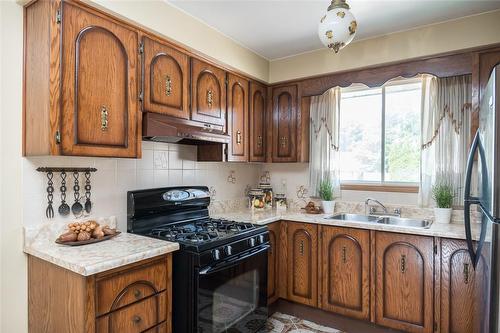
[464,131,481,267]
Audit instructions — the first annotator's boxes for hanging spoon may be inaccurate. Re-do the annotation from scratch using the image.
[84,171,92,214]
[58,171,70,216]
[71,171,83,218]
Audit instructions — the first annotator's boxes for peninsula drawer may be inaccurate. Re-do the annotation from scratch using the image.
[96,256,169,316]
[96,292,167,333]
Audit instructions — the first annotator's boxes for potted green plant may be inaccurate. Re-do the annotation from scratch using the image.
[319,178,336,214]
[432,182,454,224]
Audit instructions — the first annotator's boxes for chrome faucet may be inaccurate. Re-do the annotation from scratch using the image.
[365,198,402,217]
[365,198,388,215]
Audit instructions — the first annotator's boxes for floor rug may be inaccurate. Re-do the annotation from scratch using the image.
[259,312,347,333]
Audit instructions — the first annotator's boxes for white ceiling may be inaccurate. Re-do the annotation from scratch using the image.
[167,0,500,60]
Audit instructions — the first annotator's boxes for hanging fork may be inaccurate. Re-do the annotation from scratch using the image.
[45,171,55,218]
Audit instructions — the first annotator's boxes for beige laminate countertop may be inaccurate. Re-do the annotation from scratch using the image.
[23,221,179,276]
[212,209,484,241]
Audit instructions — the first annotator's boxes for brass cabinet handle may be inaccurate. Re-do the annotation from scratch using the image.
[342,246,347,264]
[236,130,242,144]
[132,315,142,324]
[400,254,407,273]
[280,136,287,148]
[299,240,304,255]
[464,263,470,284]
[133,289,142,299]
[165,75,172,96]
[207,89,213,108]
[100,106,108,131]
[257,135,263,147]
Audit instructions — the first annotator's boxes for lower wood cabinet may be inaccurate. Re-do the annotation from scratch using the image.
[319,226,370,321]
[28,254,172,333]
[286,222,318,307]
[374,232,434,333]
[440,239,490,333]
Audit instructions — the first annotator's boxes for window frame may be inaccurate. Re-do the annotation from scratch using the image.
[338,77,422,191]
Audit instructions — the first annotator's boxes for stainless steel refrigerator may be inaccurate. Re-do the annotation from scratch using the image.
[464,65,500,333]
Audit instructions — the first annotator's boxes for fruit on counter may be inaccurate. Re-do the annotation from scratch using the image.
[57,220,118,243]
[77,230,91,241]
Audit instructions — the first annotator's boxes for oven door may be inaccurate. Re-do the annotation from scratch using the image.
[196,245,269,333]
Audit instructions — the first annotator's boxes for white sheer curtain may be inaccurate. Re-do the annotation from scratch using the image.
[309,87,341,198]
[419,74,472,207]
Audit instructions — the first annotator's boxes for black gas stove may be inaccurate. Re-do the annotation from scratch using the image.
[127,186,268,333]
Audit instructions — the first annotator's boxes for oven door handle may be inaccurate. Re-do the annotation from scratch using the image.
[198,244,270,275]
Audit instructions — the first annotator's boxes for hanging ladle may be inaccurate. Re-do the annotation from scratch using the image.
[84,171,92,214]
[71,171,83,218]
[58,171,70,216]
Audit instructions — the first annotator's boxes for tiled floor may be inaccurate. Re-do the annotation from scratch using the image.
[260,312,346,333]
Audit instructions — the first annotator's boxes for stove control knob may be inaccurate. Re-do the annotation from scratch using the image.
[212,249,221,261]
[224,245,233,256]
[258,234,265,244]
[248,237,256,247]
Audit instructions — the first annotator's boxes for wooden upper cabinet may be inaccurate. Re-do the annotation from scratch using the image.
[286,222,318,307]
[227,74,249,162]
[24,1,140,158]
[375,232,434,333]
[271,85,298,162]
[191,58,226,128]
[320,226,370,321]
[267,222,280,304]
[440,239,490,333]
[249,82,267,162]
[142,36,189,119]
[60,2,139,157]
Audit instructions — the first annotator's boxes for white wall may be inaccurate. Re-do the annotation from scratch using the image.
[261,163,418,206]
[269,9,500,83]
[23,143,260,230]
[0,1,26,332]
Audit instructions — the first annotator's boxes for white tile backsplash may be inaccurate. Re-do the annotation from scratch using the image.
[22,142,260,231]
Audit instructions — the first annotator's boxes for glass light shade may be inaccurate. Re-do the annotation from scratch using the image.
[318,1,357,53]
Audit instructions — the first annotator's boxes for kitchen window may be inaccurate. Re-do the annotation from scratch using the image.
[339,78,422,186]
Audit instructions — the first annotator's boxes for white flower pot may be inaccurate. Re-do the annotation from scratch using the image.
[434,207,452,224]
[321,200,335,215]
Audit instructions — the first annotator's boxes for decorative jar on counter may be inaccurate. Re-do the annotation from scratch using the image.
[248,189,265,210]
[274,193,287,212]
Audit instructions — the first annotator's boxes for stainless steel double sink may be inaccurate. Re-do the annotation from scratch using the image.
[326,213,432,229]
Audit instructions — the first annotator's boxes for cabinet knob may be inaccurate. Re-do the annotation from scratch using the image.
[207,89,213,108]
[132,315,142,324]
[400,254,407,273]
[133,289,142,299]
[165,75,172,96]
[280,136,287,148]
[463,263,470,284]
[236,130,242,145]
[100,106,109,131]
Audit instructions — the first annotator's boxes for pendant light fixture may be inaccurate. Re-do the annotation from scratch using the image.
[318,0,357,53]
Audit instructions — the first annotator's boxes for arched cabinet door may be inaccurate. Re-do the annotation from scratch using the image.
[440,239,490,333]
[142,36,189,119]
[227,73,248,162]
[286,222,318,307]
[271,85,297,162]
[267,222,280,304]
[375,232,434,333]
[320,226,370,321]
[61,2,139,157]
[190,58,226,128]
[249,82,267,162]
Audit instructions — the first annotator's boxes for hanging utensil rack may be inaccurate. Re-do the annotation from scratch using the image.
[36,167,98,173]
[36,167,97,219]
